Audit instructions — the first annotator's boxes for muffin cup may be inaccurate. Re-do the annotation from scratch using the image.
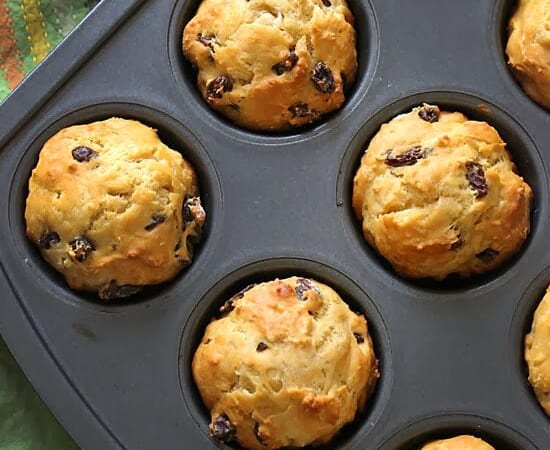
[178,257,392,449]
[8,102,222,309]
[338,90,547,292]
[378,414,537,450]
[167,0,380,141]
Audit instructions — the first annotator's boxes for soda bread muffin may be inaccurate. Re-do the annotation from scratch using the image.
[506,0,550,109]
[182,0,357,131]
[420,435,495,450]
[352,104,532,280]
[192,276,379,449]
[25,118,205,300]
[525,284,550,415]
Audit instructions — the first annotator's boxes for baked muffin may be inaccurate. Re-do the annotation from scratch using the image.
[506,0,550,109]
[420,435,495,450]
[352,104,532,280]
[525,284,550,415]
[183,0,357,131]
[192,276,379,449]
[25,118,205,300]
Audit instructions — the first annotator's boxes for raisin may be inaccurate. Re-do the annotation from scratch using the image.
[256,342,268,352]
[69,236,95,262]
[38,231,60,249]
[418,105,440,123]
[218,285,255,316]
[197,33,217,52]
[219,285,255,316]
[311,62,335,93]
[354,332,365,344]
[295,278,321,301]
[183,196,206,227]
[71,146,98,162]
[206,76,233,101]
[183,203,194,223]
[288,102,310,118]
[144,214,166,231]
[322,0,332,6]
[99,281,143,300]
[385,147,425,167]
[254,422,267,446]
[476,248,499,263]
[465,162,488,198]
[233,284,255,301]
[211,414,236,443]
[450,234,464,250]
[272,47,298,75]
[218,299,235,317]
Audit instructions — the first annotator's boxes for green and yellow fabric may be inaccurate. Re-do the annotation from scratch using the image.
[1,3,97,448]
[0,0,94,98]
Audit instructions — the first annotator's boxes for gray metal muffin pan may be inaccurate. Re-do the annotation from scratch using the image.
[0,0,549,448]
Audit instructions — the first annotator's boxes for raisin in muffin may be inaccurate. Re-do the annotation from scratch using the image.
[25,118,205,300]
[183,0,357,131]
[420,435,495,450]
[192,276,379,449]
[506,0,550,109]
[352,104,532,280]
[525,284,550,415]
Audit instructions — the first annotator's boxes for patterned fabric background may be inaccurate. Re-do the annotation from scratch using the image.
[1,3,100,448]
[0,0,99,99]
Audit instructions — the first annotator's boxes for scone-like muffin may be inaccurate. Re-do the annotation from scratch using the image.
[420,435,495,450]
[183,0,357,131]
[506,0,550,109]
[352,104,532,279]
[25,118,205,300]
[525,284,550,415]
[192,277,379,450]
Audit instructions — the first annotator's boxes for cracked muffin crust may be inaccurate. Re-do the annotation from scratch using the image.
[420,435,495,450]
[525,284,550,415]
[192,276,379,450]
[506,0,550,109]
[25,118,205,300]
[352,104,532,280]
[182,0,357,131]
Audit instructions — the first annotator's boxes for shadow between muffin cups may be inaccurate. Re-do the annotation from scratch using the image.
[178,257,393,449]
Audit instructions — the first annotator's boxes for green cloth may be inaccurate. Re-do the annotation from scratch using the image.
[0,340,78,450]
[0,1,100,448]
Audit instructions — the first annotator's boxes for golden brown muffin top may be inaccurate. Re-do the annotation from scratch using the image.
[192,276,379,449]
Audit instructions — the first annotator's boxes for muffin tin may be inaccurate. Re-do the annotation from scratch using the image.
[0,0,549,448]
